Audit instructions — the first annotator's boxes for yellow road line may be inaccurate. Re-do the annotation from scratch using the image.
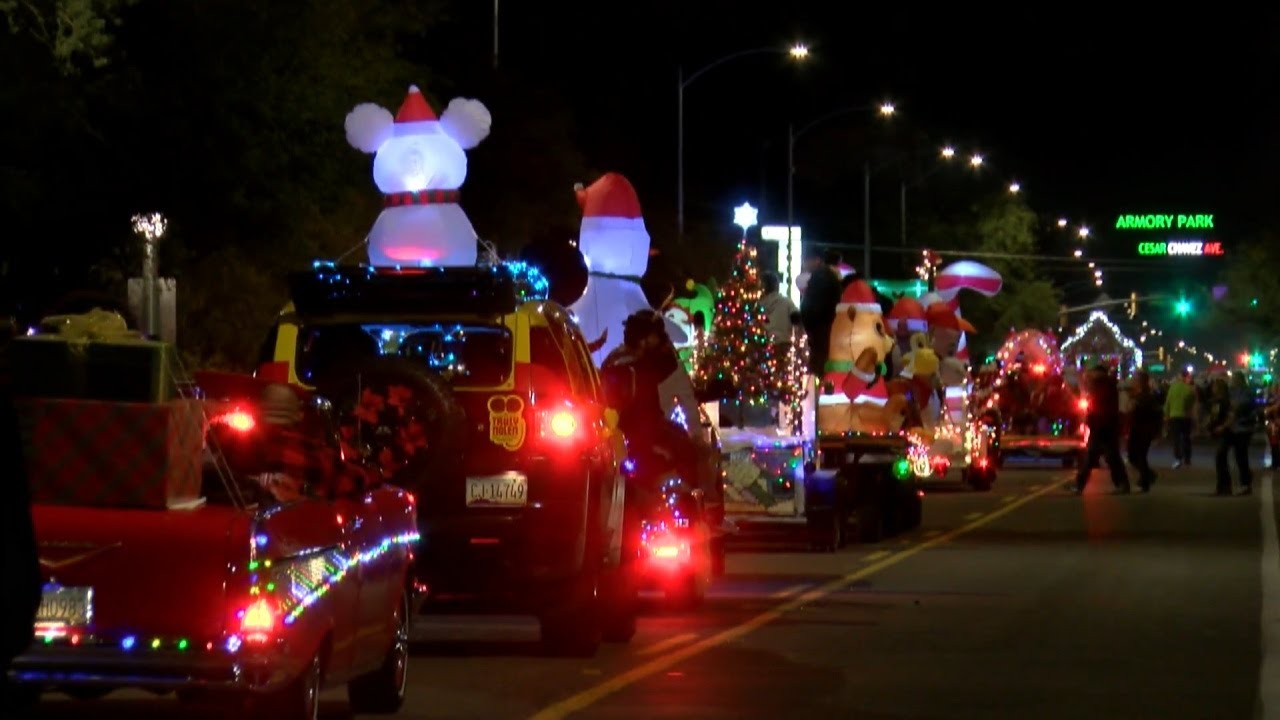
[863,550,891,562]
[963,511,983,520]
[770,584,808,599]
[528,480,1063,720]
[635,632,698,657]
[999,495,1017,504]
[923,529,944,538]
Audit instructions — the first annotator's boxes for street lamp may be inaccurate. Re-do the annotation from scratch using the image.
[1078,226,1090,238]
[1057,218,1068,228]
[969,153,984,168]
[1073,248,1083,257]
[787,101,895,277]
[678,43,808,242]
[1008,181,1021,194]
[940,145,956,159]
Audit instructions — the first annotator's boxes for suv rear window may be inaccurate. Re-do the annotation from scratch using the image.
[295,323,513,388]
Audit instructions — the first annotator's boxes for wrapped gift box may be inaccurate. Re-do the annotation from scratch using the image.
[11,336,174,403]
[18,398,204,509]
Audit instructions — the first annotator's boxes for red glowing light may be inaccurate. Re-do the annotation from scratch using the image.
[1031,363,1047,375]
[652,544,682,559]
[548,410,577,438]
[240,598,277,644]
[1077,397,1090,412]
[217,409,256,432]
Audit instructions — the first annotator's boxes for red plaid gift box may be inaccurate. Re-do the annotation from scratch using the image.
[18,398,204,509]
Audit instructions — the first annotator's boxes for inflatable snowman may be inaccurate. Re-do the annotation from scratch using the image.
[569,173,686,365]
[344,85,491,267]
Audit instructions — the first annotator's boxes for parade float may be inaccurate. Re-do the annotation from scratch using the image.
[705,228,1004,549]
[986,328,1087,467]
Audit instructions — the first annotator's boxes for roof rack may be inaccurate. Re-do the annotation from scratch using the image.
[289,261,550,318]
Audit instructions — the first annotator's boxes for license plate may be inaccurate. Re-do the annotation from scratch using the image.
[36,585,93,627]
[466,473,528,507]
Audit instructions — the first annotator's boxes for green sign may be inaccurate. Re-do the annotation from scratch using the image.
[1115,214,1214,230]
[1148,363,1166,373]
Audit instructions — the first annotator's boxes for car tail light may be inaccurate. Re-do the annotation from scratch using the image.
[215,409,256,432]
[239,598,277,644]
[548,410,577,438]
[1077,397,1089,412]
[539,405,582,442]
[652,543,683,559]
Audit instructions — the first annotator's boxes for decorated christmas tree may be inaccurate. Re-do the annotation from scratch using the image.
[696,239,780,407]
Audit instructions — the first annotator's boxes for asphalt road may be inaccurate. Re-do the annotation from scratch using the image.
[32,444,1279,719]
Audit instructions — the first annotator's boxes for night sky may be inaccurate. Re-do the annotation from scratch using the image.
[435,3,1277,325]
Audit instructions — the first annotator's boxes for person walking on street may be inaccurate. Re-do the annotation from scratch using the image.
[1073,363,1130,494]
[1126,370,1161,492]
[1164,370,1196,468]
[1213,373,1257,496]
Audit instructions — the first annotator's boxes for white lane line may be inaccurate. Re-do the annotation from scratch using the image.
[1260,473,1280,719]
[637,632,698,656]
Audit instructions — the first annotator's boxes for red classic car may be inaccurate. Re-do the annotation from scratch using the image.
[9,373,420,720]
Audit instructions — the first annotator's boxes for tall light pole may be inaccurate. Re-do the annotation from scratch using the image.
[787,101,895,276]
[679,43,808,243]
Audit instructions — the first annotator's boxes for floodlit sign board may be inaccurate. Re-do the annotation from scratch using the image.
[1115,214,1214,230]
[760,225,802,305]
[1136,240,1225,256]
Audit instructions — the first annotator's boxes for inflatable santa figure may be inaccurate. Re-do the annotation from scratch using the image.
[345,85,491,267]
[570,173,685,364]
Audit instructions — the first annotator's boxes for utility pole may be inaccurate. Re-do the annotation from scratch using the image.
[786,124,794,247]
[676,66,684,243]
[492,0,499,69]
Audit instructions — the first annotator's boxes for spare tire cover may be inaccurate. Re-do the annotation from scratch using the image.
[316,356,466,496]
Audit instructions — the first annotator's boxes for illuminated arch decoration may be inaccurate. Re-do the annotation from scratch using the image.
[1060,310,1143,374]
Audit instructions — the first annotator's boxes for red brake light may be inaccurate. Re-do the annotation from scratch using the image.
[1031,363,1046,375]
[240,598,277,643]
[214,409,256,432]
[540,406,583,442]
[652,544,682,559]
[549,410,577,438]
[1078,398,1090,412]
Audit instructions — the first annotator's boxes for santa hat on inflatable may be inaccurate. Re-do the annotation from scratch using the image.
[394,85,437,126]
[837,279,882,314]
[888,297,927,333]
[925,301,976,333]
[575,173,646,240]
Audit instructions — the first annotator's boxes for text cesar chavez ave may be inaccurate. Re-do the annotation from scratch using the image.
[1136,240,1225,256]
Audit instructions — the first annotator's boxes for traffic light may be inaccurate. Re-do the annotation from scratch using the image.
[1174,297,1192,317]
